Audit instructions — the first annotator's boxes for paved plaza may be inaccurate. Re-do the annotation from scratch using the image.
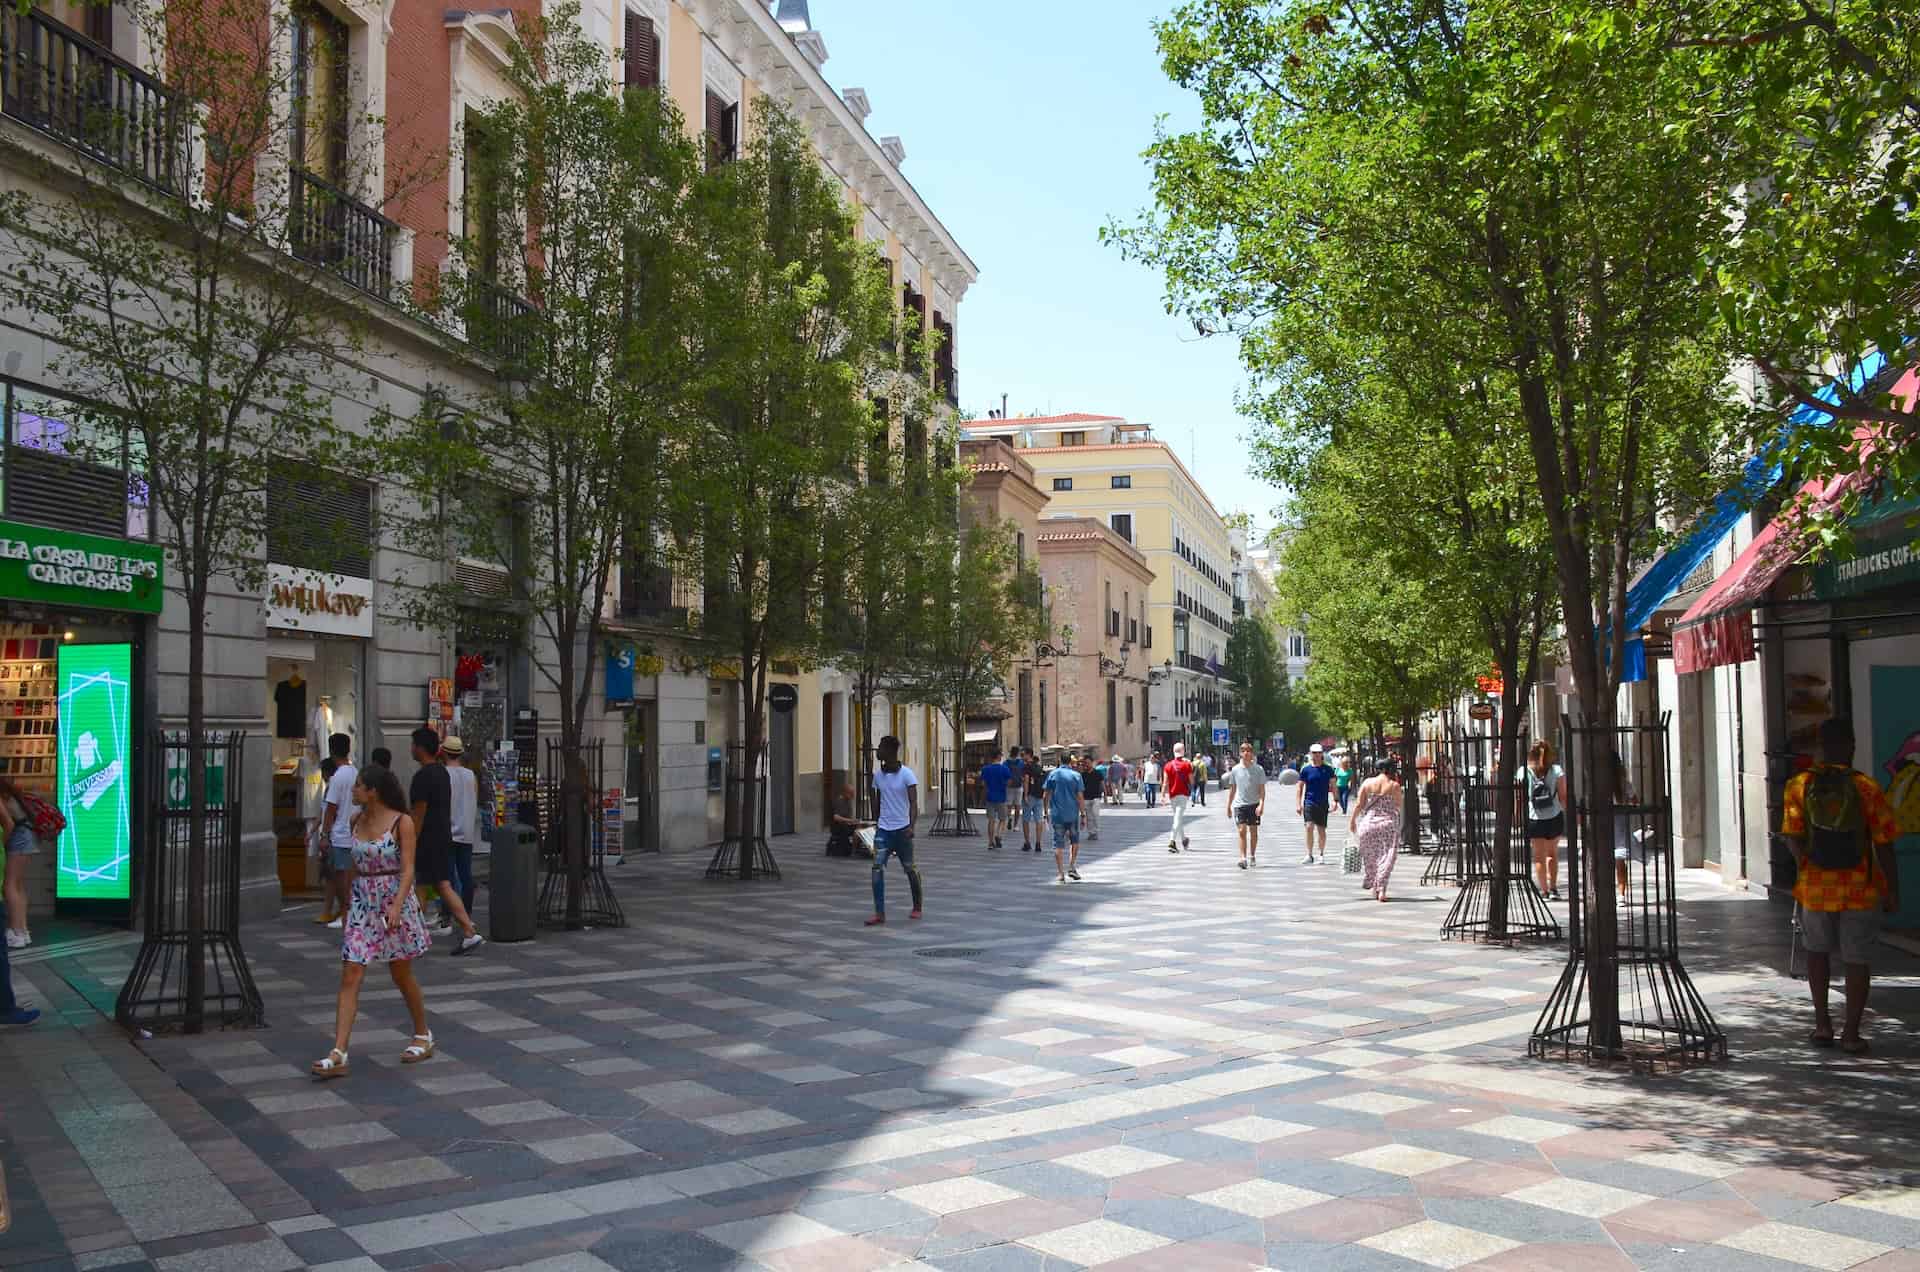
[4,795,1919,1271]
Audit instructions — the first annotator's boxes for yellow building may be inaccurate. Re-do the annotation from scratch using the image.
[960,414,1236,757]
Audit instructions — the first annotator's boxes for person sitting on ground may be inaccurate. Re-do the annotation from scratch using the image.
[826,782,864,857]
[1782,715,1899,1056]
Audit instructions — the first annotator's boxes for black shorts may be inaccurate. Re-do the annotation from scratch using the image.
[415,838,453,886]
[1302,802,1329,827]
[1235,804,1262,826]
[1525,814,1565,841]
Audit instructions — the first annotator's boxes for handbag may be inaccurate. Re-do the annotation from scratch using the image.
[1343,831,1361,874]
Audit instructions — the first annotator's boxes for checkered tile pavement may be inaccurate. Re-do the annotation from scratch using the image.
[5,794,1919,1271]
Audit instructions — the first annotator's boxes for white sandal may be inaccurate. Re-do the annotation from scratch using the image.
[311,1047,350,1078]
[401,1032,435,1064]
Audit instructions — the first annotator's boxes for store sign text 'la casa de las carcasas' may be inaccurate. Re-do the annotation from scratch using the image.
[265,563,373,639]
[0,518,163,613]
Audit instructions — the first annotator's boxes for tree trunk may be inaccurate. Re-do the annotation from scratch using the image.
[185,581,208,1034]
[1490,673,1523,939]
[559,641,586,927]
[736,641,764,880]
[1398,711,1419,856]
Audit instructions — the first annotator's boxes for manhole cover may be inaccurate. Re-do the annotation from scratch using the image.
[915,946,984,959]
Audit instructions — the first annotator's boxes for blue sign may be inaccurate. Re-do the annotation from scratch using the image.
[1211,718,1230,746]
[605,642,636,706]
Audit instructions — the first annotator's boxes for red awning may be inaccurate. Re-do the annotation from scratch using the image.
[1672,472,1855,674]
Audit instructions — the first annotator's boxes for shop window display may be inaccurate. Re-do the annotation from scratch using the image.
[268,638,363,895]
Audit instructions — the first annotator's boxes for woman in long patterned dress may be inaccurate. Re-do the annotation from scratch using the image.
[1349,757,1406,901]
[312,764,434,1077]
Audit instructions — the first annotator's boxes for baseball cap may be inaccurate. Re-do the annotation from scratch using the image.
[1309,743,1324,754]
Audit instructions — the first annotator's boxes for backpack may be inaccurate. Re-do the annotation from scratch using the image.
[19,791,65,838]
[1529,768,1555,813]
[1804,765,1869,871]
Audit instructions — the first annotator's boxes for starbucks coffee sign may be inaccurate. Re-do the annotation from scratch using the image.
[265,563,373,637]
[0,518,163,613]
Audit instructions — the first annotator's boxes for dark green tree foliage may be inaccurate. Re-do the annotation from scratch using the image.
[1224,615,1285,744]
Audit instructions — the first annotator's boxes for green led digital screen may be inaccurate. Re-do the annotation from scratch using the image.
[55,643,132,901]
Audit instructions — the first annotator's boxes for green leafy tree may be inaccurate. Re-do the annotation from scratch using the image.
[1672,2,1920,518]
[387,7,707,922]
[0,0,404,1029]
[668,105,895,877]
[1114,0,1747,1044]
[1224,616,1285,744]
[891,520,1049,781]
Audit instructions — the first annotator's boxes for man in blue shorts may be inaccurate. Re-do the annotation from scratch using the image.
[1044,757,1086,883]
[980,748,1011,851]
[1005,748,1026,833]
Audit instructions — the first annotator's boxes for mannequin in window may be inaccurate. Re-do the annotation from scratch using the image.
[274,667,306,739]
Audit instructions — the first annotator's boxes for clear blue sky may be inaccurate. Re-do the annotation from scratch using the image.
[813,1,1277,535]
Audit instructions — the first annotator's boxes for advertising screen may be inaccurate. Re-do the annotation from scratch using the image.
[55,643,133,902]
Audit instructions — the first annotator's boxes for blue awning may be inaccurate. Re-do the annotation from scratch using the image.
[1612,350,1889,683]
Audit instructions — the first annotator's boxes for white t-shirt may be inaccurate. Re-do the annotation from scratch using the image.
[1518,764,1565,821]
[1228,762,1267,807]
[324,762,358,850]
[875,765,917,832]
[1143,760,1161,783]
[448,763,480,845]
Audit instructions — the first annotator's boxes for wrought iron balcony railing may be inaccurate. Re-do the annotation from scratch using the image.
[0,8,188,195]
[289,167,398,299]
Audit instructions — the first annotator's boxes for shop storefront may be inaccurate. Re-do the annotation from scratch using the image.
[263,563,371,897]
[0,516,162,921]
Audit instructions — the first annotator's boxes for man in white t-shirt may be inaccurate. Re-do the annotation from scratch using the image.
[866,735,923,926]
[316,733,356,929]
[1227,741,1268,869]
[442,737,483,947]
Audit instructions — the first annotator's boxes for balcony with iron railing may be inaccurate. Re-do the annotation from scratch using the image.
[468,278,537,368]
[289,167,399,299]
[0,7,188,195]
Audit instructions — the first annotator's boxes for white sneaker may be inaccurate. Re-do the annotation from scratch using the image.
[5,928,28,949]
[326,917,343,930]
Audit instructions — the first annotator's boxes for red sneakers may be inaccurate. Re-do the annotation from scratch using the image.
[909,908,923,920]
[864,914,886,926]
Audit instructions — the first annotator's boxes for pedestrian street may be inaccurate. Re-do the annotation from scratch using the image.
[4,796,1919,1272]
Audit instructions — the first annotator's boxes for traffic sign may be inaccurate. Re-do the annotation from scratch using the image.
[1468,702,1495,721]
[1211,718,1230,745]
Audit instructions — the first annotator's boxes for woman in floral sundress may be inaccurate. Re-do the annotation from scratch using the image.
[1349,757,1405,902]
[312,764,434,1078]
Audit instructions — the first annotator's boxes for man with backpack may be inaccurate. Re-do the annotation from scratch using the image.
[1781,716,1900,1056]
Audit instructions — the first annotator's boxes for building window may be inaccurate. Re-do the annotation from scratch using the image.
[1125,694,1135,726]
[1111,474,1131,489]
[704,89,738,167]
[1039,681,1048,739]
[1141,687,1149,738]
[1144,623,1152,649]
[1111,513,1132,543]
[292,1,349,185]
[1106,680,1117,743]
[1060,431,1085,446]
[1051,477,1072,491]
[4,384,149,540]
[1015,531,1024,570]
[623,10,660,90]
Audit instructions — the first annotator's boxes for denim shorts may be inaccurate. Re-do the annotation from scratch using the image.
[1050,819,1078,850]
[1024,796,1043,819]
[6,820,38,856]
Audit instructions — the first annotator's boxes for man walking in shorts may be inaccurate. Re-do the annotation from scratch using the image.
[1297,742,1334,864]
[1079,755,1103,839]
[1020,754,1046,851]
[409,729,485,955]
[1044,757,1086,882]
[1005,748,1026,833]
[1781,716,1899,1055]
[980,748,1011,851]
[1228,742,1268,868]
[1163,742,1194,852]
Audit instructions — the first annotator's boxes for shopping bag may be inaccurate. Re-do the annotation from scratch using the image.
[1343,833,1361,874]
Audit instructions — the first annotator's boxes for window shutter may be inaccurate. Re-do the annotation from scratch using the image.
[722,102,738,158]
[705,90,726,166]
[643,18,661,88]
[625,13,659,90]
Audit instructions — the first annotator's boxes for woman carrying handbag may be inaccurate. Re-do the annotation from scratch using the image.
[1349,758,1406,901]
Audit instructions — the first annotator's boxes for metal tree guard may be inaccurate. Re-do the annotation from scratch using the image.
[1420,753,1468,887]
[706,741,782,879]
[1529,713,1727,1070]
[930,748,974,836]
[1438,731,1560,943]
[118,731,264,1033]
[537,738,626,926]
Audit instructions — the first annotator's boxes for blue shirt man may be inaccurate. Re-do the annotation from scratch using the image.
[981,760,1011,804]
[1299,759,1335,807]
[1042,763,1086,881]
[1297,746,1336,864]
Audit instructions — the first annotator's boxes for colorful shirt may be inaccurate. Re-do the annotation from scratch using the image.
[1781,766,1897,912]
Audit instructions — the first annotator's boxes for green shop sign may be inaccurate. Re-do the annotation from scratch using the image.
[55,642,133,902]
[0,518,162,613]
[1811,492,1920,601]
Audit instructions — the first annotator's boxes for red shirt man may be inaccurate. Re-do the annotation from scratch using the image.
[1163,754,1193,799]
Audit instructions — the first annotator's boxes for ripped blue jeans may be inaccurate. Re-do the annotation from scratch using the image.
[872,827,924,915]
